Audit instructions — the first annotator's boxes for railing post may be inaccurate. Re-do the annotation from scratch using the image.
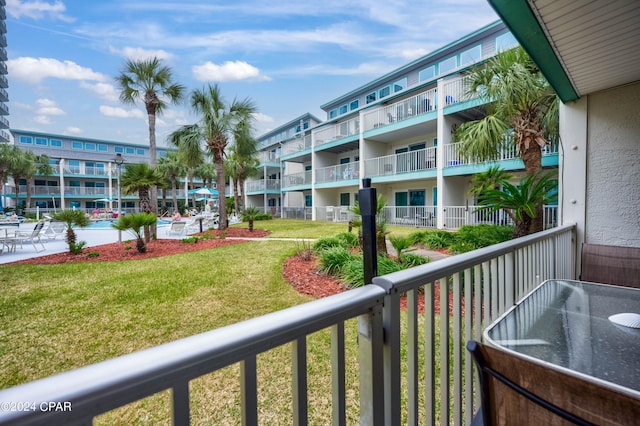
[359,178,378,284]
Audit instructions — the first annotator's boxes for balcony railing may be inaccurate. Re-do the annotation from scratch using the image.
[364,147,436,177]
[444,140,559,166]
[281,171,311,189]
[258,150,280,164]
[245,179,280,192]
[281,206,312,219]
[314,116,360,146]
[0,224,576,425]
[362,88,437,132]
[281,135,312,156]
[315,161,360,183]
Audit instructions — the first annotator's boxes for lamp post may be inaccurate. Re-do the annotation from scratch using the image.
[113,153,126,243]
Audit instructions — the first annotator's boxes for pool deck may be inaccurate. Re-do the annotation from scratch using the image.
[0,222,182,265]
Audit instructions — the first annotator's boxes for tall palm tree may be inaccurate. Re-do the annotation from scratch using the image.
[467,165,513,200]
[23,153,53,208]
[168,124,204,208]
[225,145,259,214]
[115,57,185,235]
[455,47,558,233]
[9,149,30,211]
[195,161,216,188]
[120,163,165,242]
[0,144,21,211]
[173,84,257,229]
[156,152,187,212]
[475,172,558,239]
[52,209,90,253]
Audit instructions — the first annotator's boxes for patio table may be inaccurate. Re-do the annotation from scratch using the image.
[485,279,640,395]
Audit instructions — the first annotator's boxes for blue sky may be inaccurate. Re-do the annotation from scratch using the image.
[6,0,499,146]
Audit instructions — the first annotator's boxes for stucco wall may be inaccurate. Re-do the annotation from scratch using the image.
[586,82,640,246]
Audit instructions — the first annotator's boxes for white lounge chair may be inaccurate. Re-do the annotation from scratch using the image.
[166,221,187,236]
[0,229,18,254]
[43,221,67,240]
[15,221,46,252]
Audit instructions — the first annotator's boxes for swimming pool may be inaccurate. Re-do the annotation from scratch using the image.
[86,218,171,229]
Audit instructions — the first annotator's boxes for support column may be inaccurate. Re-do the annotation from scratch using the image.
[58,159,65,210]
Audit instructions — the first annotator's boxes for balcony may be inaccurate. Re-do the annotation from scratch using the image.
[443,140,559,167]
[258,150,280,164]
[365,147,436,177]
[280,134,312,157]
[0,224,576,425]
[362,87,437,132]
[281,171,311,189]
[245,178,280,193]
[314,116,360,146]
[315,161,360,184]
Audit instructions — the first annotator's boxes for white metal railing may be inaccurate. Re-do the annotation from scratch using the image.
[281,135,312,156]
[444,140,560,167]
[258,151,281,164]
[362,88,437,132]
[281,171,312,188]
[245,179,280,192]
[84,167,109,176]
[281,206,312,220]
[314,117,360,146]
[315,206,356,222]
[441,76,480,106]
[380,205,438,227]
[364,147,437,177]
[443,205,558,230]
[0,224,576,425]
[315,161,360,183]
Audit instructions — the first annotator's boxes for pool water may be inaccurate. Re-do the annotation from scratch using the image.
[86,219,171,229]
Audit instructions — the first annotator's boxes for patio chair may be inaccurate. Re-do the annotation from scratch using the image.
[15,221,46,253]
[166,221,187,236]
[43,220,67,240]
[0,228,18,254]
[580,243,640,288]
[467,340,640,426]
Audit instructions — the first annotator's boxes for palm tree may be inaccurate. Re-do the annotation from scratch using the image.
[9,149,30,211]
[156,152,187,213]
[226,124,260,213]
[0,144,21,211]
[467,165,513,200]
[455,46,558,233]
[168,123,204,209]
[23,153,53,208]
[52,209,90,253]
[120,163,165,242]
[112,212,157,253]
[241,206,260,232]
[115,57,185,233]
[475,172,558,239]
[172,84,257,229]
[350,194,389,256]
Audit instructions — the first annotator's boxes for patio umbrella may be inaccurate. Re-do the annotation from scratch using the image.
[94,197,117,202]
[188,186,219,198]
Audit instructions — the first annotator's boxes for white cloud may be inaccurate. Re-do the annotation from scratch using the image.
[110,46,174,62]
[192,60,270,82]
[99,105,145,119]
[66,127,82,134]
[80,82,120,103]
[8,57,108,84]
[36,98,65,116]
[252,112,274,123]
[6,0,74,22]
[33,115,51,124]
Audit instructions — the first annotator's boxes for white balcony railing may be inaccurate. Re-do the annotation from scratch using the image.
[281,171,312,188]
[314,117,360,146]
[362,88,437,132]
[245,179,280,192]
[281,135,312,156]
[444,140,559,167]
[0,224,577,425]
[315,161,360,183]
[364,147,436,177]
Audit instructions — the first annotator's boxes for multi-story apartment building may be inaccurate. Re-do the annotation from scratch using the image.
[247,20,559,230]
[6,130,182,213]
[0,0,10,143]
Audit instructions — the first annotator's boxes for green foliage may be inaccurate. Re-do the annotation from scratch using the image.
[255,213,272,221]
[124,245,132,250]
[389,235,413,260]
[414,230,457,250]
[69,241,87,255]
[87,252,100,258]
[318,246,358,275]
[181,236,198,244]
[312,236,345,253]
[241,206,261,232]
[400,253,430,268]
[449,224,514,253]
[335,232,358,248]
[112,212,158,253]
[295,240,314,261]
[341,255,405,288]
[51,209,90,252]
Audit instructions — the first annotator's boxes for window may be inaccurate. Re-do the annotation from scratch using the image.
[438,56,457,75]
[303,121,309,130]
[68,160,80,174]
[339,104,348,115]
[419,66,436,82]
[19,135,32,144]
[136,148,145,156]
[35,137,48,146]
[50,139,62,147]
[379,86,391,98]
[460,45,482,67]
[350,100,359,110]
[340,193,350,206]
[366,92,377,104]
[97,144,108,152]
[393,78,407,93]
[84,143,96,151]
[496,32,518,51]
[329,109,338,119]
[71,141,83,150]
[305,195,312,207]
[114,146,124,154]
[125,147,135,155]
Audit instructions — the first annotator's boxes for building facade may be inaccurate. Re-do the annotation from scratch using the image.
[0,0,10,143]
[246,20,559,230]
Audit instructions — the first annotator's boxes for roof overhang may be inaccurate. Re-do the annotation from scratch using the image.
[488,0,640,103]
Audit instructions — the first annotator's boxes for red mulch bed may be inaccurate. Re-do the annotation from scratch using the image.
[10,228,270,265]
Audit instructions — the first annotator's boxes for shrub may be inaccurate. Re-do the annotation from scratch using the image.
[400,253,429,268]
[419,230,456,250]
[255,213,272,221]
[335,232,358,248]
[312,236,345,253]
[341,255,404,288]
[181,236,198,244]
[87,251,100,258]
[69,241,87,255]
[450,224,513,253]
[319,246,357,275]
[389,235,413,261]
[295,240,314,261]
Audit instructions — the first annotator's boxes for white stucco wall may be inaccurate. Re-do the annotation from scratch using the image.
[586,82,640,246]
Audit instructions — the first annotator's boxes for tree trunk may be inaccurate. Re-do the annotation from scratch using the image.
[26,178,33,209]
[171,178,178,212]
[519,125,545,234]
[139,188,152,243]
[214,151,227,230]
[147,112,158,239]
[233,180,240,214]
